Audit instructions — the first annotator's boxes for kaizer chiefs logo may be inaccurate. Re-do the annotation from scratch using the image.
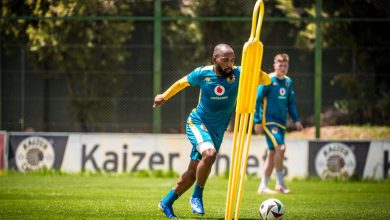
[15,136,55,172]
[227,75,235,83]
[279,88,286,96]
[315,142,356,179]
[214,85,225,96]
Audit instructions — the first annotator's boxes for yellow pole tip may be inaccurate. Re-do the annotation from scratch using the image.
[259,73,271,85]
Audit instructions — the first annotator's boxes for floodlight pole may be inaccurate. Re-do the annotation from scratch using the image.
[314,0,322,139]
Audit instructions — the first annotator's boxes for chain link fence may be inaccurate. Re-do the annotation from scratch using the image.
[1,1,389,132]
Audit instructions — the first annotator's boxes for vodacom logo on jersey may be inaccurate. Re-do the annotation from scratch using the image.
[214,85,225,96]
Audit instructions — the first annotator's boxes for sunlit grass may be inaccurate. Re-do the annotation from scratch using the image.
[1,173,389,219]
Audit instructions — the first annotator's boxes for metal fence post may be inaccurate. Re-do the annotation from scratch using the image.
[153,0,162,133]
[314,0,323,138]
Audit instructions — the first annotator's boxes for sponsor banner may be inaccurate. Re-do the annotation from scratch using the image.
[309,141,370,179]
[7,133,68,172]
[6,133,389,179]
[65,133,308,178]
[0,131,5,170]
[218,137,307,178]
[385,142,390,179]
[7,132,308,178]
[62,133,189,173]
[363,141,390,179]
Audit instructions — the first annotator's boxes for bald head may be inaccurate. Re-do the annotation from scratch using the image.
[213,43,234,59]
[212,44,235,78]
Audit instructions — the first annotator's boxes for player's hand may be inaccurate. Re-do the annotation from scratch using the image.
[153,94,166,108]
[295,121,303,131]
[254,124,263,134]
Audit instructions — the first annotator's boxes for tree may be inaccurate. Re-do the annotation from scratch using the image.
[163,0,257,67]
[2,0,135,131]
[274,0,390,124]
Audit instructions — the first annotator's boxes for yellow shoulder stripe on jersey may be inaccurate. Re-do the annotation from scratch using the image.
[162,76,190,100]
[202,65,214,70]
[268,72,277,78]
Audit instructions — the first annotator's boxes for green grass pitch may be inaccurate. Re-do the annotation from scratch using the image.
[1,173,389,219]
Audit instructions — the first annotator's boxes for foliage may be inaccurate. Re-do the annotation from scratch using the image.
[275,0,390,125]
[2,0,389,131]
[1,0,135,131]
[332,74,390,124]
[162,3,205,70]
[163,0,255,68]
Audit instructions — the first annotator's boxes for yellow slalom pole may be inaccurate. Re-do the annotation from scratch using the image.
[235,39,265,220]
[226,113,246,220]
[224,0,269,219]
[229,112,249,218]
[234,114,255,219]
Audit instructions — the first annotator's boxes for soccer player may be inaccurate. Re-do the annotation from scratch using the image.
[154,43,270,218]
[254,53,303,195]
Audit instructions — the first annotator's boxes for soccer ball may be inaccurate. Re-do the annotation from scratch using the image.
[259,198,285,220]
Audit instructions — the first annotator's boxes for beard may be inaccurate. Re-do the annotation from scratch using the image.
[216,64,233,78]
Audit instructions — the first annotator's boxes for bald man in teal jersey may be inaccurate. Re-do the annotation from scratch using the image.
[154,43,270,218]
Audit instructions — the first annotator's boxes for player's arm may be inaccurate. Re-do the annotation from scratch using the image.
[153,76,190,108]
[287,81,303,130]
[254,85,268,134]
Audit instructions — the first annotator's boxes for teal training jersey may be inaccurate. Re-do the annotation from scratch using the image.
[187,65,241,137]
[254,73,300,128]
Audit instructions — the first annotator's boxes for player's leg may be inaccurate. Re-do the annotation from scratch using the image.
[159,151,199,218]
[274,144,284,173]
[258,126,277,194]
[174,159,199,195]
[186,118,216,215]
[159,160,199,218]
[274,145,290,193]
[258,149,276,194]
[190,142,217,215]
[195,144,217,187]
[273,129,290,193]
[159,116,206,219]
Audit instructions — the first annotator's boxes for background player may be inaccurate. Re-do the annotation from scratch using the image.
[254,53,303,194]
